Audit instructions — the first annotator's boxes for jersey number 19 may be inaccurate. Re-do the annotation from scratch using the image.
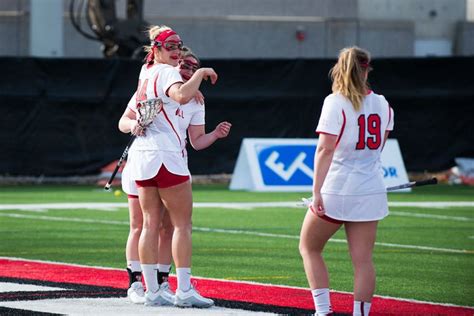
[355,114,381,150]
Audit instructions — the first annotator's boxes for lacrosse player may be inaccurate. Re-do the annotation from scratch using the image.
[299,46,394,316]
[121,46,231,305]
[119,26,218,308]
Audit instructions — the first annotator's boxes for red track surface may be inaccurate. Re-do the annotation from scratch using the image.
[1,258,472,315]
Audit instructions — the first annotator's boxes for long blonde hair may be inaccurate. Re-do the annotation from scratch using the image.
[329,46,371,111]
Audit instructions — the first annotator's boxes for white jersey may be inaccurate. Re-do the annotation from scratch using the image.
[122,95,205,195]
[126,63,189,181]
[316,91,394,196]
[129,63,184,152]
[176,99,206,159]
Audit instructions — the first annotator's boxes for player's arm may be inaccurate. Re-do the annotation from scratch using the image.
[313,133,337,194]
[168,68,217,105]
[311,133,337,215]
[119,107,143,136]
[188,121,231,150]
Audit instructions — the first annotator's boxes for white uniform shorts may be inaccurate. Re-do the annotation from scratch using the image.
[321,193,389,222]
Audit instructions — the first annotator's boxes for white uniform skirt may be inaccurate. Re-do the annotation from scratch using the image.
[122,152,190,196]
[321,193,389,222]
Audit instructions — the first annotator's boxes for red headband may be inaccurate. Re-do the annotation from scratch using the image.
[360,61,370,68]
[155,29,176,43]
[146,29,177,65]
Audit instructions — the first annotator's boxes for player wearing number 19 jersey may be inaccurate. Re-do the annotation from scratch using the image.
[316,90,394,221]
[300,46,394,316]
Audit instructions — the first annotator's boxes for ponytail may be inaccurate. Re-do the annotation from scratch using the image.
[329,46,371,111]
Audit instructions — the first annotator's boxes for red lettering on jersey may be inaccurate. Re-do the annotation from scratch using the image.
[356,114,382,150]
[136,79,149,103]
[175,107,184,119]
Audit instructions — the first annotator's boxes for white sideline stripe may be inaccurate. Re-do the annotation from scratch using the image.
[0,202,473,222]
[1,256,473,311]
[0,282,70,292]
[0,213,471,254]
[390,211,472,222]
[0,203,122,212]
[1,201,474,210]
[389,201,474,208]
[0,297,275,315]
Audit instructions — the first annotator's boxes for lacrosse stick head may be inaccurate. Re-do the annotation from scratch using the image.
[137,98,163,127]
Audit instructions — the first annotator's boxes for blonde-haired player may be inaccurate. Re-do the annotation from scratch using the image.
[121,40,230,307]
[299,46,394,316]
[119,25,218,308]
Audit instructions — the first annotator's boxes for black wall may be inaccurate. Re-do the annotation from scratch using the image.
[1,57,473,176]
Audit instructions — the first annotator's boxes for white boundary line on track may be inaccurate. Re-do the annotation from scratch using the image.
[1,256,473,311]
[0,213,471,254]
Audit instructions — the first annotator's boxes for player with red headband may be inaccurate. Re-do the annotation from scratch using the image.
[299,46,394,316]
[119,25,218,308]
[121,45,231,306]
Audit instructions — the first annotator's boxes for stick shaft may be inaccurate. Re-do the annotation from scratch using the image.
[104,135,136,190]
[386,177,438,192]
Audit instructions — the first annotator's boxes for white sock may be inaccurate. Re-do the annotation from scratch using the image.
[141,264,159,293]
[353,301,371,316]
[158,264,171,273]
[311,288,332,315]
[127,260,142,272]
[176,267,191,291]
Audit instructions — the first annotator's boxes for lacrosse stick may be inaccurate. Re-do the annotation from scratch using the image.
[104,98,163,191]
[299,178,438,207]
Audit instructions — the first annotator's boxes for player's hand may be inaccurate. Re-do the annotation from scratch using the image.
[310,192,325,216]
[200,68,218,84]
[130,120,145,136]
[213,121,232,138]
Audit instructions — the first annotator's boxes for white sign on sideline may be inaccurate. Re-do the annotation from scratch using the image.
[229,138,409,192]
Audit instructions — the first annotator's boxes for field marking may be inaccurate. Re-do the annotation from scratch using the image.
[0,297,276,315]
[1,256,473,312]
[0,203,122,212]
[1,201,474,210]
[0,202,473,223]
[389,211,472,222]
[0,213,471,255]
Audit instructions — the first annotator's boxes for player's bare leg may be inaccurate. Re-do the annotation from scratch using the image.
[126,197,145,303]
[158,208,175,295]
[138,186,173,306]
[299,210,342,315]
[345,221,378,315]
[159,180,213,308]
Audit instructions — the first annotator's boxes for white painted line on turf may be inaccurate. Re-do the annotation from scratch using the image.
[0,282,70,292]
[0,203,121,212]
[1,201,473,223]
[0,297,276,316]
[388,201,474,208]
[390,211,472,222]
[1,201,474,211]
[0,213,471,254]
[2,256,473,311]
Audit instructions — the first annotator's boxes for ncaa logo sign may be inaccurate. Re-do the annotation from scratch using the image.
[259,145,314,186]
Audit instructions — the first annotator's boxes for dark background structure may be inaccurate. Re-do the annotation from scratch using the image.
[1,57,473,177]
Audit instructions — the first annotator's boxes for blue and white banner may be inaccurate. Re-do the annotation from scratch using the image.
[229,138,409,192]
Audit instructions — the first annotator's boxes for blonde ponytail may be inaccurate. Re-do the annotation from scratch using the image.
[329,46,371,111]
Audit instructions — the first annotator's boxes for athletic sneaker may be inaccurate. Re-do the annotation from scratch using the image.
[160,281,175,296]
[127,281,145,304]
[174,286,214,308]
[144,287,174,306]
